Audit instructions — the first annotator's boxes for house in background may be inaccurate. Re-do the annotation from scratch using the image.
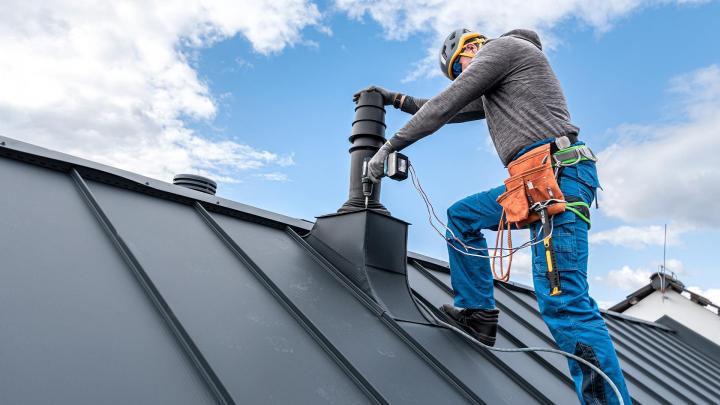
[609,272,720,360]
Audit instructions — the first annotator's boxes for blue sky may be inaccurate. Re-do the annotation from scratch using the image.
[2,0,719,308]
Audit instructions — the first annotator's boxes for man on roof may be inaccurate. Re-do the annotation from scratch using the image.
[355,28,631,404]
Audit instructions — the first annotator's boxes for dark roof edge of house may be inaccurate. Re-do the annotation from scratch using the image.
[656,315,720,359]
[608,271,720,315]
[607,284,656,313]
[0,134,676,334]
[602,310,674,331]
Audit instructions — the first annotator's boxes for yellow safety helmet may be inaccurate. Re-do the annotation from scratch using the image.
[439,29,486,80]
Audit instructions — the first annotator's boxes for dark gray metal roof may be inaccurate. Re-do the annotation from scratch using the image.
[2,134,719,404]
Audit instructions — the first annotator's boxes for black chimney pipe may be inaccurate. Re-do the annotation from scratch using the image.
[338,91,389,215]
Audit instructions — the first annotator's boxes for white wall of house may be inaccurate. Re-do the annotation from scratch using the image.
[623,289,720,345]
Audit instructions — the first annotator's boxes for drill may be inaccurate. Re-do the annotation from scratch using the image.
[361,152,409,208]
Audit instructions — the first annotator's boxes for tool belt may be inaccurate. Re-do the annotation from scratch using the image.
[491,137,597,284]
[497,142,565,228]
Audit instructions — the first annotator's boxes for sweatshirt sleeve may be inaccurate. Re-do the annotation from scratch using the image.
[387,39,510,151]
[401,95,485,123]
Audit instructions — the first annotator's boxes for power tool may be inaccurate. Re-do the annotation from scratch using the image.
[361,152,410,208]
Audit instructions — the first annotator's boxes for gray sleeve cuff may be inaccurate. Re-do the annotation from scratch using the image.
[399,95,428,115]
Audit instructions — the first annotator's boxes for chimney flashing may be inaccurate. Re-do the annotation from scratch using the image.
[305,209,426,323]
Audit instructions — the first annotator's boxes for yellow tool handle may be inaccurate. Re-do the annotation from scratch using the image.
[544,235,562,296]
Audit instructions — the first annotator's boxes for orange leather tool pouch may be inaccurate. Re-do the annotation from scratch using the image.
[497,143,565,228]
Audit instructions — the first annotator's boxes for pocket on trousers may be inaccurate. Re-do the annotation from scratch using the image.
[533,211,578,271]
[576,162,600,189]
[563,162,600,190]
[559,163,599,205]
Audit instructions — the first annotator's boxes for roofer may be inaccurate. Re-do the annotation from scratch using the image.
[355,29,631,404]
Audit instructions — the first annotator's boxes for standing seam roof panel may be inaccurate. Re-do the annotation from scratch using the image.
[604,316,718,380]
[406,263,680,405]
[407,263,579,399]
[0,159,216,405]
[405,267,576,404]
[625,318,720,376]
[605,319,720,396]
[85,180,370,405]
[212,213,477,404]
[604,324,714,403]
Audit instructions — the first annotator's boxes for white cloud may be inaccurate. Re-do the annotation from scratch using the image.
[598,65,720,227]
[600,265,652,290]
[255,172,291,182]
[509,251,533,278]
[597,258,684,291]
[0,1,321,182]
[595,300,615,310]
[663,258,685,275]
[335,0,703,80]
[590,224,690,249]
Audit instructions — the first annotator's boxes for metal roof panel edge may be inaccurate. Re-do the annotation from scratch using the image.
[0,134,313,231]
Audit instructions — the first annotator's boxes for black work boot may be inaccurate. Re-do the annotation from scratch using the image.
[440,304,499,346]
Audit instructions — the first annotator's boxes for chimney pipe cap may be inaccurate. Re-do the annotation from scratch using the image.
[173,173,217,195]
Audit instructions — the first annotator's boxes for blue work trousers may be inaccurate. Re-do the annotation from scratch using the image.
[446,142,631,405]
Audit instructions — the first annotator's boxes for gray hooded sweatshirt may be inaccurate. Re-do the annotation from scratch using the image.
[390,29,579,166]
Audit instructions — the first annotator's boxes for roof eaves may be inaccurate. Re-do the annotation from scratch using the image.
[0,135,314,232]
[607,284,656,313]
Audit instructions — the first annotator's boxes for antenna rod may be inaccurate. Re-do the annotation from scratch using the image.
[663,224,667,274]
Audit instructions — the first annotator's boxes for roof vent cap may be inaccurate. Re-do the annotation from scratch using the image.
[173,173,217,195]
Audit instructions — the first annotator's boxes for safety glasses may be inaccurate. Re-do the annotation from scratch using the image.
[451,40,482,78]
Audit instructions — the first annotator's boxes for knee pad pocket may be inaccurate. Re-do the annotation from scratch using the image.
[574,342,608,405]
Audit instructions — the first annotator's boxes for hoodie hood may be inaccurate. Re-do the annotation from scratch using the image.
[500,29,542,50]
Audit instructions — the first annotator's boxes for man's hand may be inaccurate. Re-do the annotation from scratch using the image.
[353,86,398,105]
[367,142,393,183]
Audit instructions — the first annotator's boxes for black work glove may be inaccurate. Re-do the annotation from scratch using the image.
[367,142,393,183]
[353,86,398,105]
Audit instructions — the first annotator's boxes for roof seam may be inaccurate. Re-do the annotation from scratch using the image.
[651,322,720,373]
[70,169,235,405]
[288,229,484,404]
[605,321,719,400]
[610,341,696,403]
[286,228,385,315]
[410,292,558,404]
[194,204,389,405]
[378,312,485,404]
[411,260,663,404]
[410,262,577,397]
[607,319,720,391]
